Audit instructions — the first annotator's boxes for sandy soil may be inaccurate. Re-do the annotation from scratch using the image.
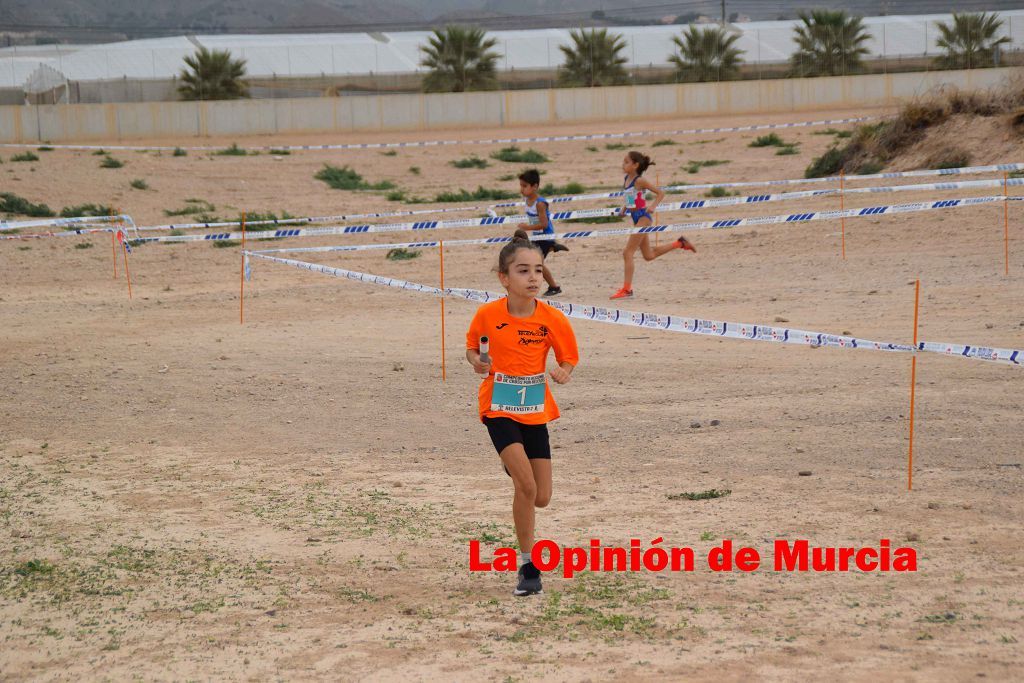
[1,105,1023,682]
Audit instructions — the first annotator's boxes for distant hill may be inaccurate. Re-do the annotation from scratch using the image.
[3,0,1024,44]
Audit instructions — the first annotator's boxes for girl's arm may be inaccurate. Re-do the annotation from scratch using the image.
[549,361,574,385]
[549,314,579,385]
[535,201,549,230]
[637,176,665,211]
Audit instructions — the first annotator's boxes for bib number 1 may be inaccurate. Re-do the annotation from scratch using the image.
[491,372,546,414]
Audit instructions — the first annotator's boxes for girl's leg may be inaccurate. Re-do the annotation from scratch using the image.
[499,443,538,554]
[636,217,684,260]
[530,458,552,509]
[621,234,644,287]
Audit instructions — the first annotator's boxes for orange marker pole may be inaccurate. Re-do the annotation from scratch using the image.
[109,210,120,278]
[440,240,447,382]
[111,230,119,279]
[655,171,660,247]
[840,169,846,260]
[1004,171,1010,276]
[907,279,920,491]
[240,211,247,325]
[121,234,133,300]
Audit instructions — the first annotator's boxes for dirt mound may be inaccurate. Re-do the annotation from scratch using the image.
[888,112,1024,171]
[806,80,1024,176]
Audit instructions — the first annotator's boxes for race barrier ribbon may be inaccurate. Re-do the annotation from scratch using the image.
[0,116,871,153]
[123,195,1016,246]
[243,252,1021,368]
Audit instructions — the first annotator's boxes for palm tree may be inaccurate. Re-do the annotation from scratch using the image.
[419,26,500,93]
[558,29,628,87]
[178,47,249,101]
[790,10,871,77]
[669,25,744,82]
[935,12,1010,70]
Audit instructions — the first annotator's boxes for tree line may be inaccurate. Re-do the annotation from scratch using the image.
[178,11,1012,100]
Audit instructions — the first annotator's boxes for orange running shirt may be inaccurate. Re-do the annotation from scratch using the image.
[466,298,579,425]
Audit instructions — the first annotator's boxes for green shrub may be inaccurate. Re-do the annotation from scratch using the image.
[12,152,39,162]
[61,203,116,218]
[0,193,55,217]
[434,186,517,202]
[238,211,294,231]
[173,147,187,157]
[14,559,56,576]
[386,248,421,260]
[857,161,885,175]
[315,164,395,191]
[668,488,731,501]
[749,133,785,148]
[540,182,585,196]
[164,200,216,217]
[685,159,730,174]
[804,147,845,178]
[215,143,248,156]
[450,155,489,169]
[813,128,853,139]
[926,148,971,170]
[490,146,549,163]
[100,156,124,168]
[130,179,149,190]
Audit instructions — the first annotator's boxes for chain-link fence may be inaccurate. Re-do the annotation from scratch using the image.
[3,12,1024,104]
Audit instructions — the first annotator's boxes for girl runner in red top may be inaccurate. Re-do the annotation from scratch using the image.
[466,234,580,596]
[610,151,697,300]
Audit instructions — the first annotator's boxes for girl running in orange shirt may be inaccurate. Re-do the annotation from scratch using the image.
[610,151,697,300]
[466,233,579,596]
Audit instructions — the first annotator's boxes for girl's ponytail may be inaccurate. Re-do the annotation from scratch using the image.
[628,150,655,175]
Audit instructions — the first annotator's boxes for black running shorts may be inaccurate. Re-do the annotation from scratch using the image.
[483,417,551,460]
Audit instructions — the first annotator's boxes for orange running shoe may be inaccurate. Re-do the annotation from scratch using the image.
[609,287,634,300]
[677,236,697,252]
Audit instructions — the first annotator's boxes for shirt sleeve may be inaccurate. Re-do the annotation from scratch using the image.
[466,307,484,350]
[549,309,579,367]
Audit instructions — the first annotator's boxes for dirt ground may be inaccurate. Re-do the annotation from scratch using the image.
[2,105,1023,682]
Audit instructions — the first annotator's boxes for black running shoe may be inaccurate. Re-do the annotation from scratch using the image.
[543,286,562,297]
[552,242,570,253]
[513,562,543,597]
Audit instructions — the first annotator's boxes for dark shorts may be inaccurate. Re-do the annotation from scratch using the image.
[628,209,653,225]
[535,239,556,258]
[484,417,551,460]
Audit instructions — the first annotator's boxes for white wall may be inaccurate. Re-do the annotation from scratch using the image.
[0,67,1019,144]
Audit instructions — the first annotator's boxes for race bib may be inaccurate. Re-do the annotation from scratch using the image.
[490,372,546,414]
